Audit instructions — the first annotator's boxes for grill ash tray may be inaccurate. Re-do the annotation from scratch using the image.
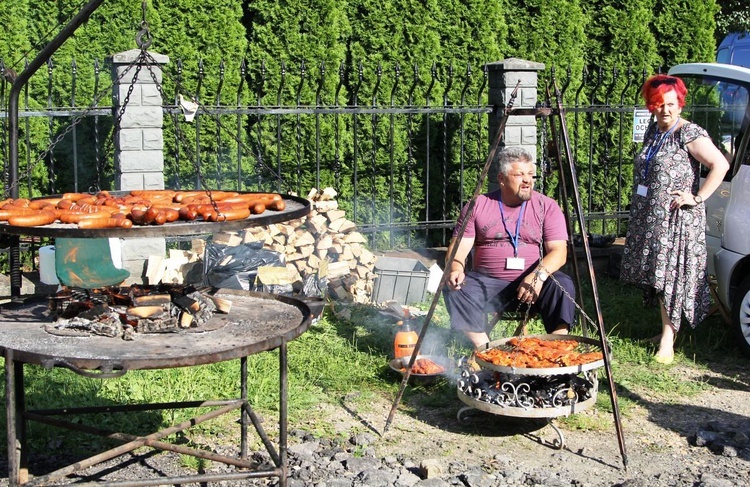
[0,289,311,373]
[473,334,605,376]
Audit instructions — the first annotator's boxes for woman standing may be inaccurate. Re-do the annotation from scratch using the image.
[620,74,730,364]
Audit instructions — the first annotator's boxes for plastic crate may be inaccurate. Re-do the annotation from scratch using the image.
[372,256,430,306]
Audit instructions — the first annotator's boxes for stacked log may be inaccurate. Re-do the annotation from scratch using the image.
[209,187,378,303]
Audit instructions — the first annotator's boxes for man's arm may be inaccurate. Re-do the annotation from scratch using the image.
[445,236,475,290]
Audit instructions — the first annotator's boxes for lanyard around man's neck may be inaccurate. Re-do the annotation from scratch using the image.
[498,197,527,257]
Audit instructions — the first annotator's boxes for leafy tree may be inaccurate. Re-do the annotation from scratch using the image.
[715,0,750,39]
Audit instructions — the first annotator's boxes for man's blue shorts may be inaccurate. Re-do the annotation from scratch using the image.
[443,270,576,334]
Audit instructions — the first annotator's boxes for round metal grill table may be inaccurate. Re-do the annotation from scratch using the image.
[2,290,312,486]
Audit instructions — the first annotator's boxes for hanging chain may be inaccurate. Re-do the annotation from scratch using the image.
[6,61,138,197]
[508,176,599,337]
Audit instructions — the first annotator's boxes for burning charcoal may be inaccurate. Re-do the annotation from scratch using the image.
[90,317,122,338]
[78,303,110,321]
[122,324,135,341]
[60,301,95,319]
[136,316,179,333]
[173,295,201,313]
[188,291,217,327]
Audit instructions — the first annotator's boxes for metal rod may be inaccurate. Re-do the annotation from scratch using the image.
[64,469,285,487]
[279,340,289,487]
[544,89,588,336]
[383,81,521,433]
[22,401,244,486]
[241,355,249,460]
[550,78,629,469]
[5,351,20,486]
[24,409,256,468]
[6,0,107,298]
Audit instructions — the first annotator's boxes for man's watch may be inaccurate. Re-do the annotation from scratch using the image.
[694,194,703,205]
[535,269,549,282]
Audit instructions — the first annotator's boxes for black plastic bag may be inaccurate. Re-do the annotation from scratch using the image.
[203,241,283,289]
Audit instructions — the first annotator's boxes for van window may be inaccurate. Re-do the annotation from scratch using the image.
[717,46,731,64]
[679,74,748,171]
[718,33,750,68]
[731,47,750,68]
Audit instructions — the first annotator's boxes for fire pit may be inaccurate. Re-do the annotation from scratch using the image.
[456,334,604,448]
[1,289,312,486]
[45,284,232,339]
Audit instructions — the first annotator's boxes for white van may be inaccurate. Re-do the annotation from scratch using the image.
[668,62,750,356]
[717,33,750,68]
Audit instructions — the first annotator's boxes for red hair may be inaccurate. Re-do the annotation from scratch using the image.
[641,74,687,112]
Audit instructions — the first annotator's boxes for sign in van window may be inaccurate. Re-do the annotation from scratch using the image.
[632,109,651,142]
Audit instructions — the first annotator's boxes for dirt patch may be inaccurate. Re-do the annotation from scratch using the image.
[330,359,750,485]
[3,359,749,486]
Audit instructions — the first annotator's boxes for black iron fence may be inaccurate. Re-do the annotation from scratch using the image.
[1,57,650,251]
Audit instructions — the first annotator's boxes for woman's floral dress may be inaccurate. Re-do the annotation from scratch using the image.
[620,121,712,330]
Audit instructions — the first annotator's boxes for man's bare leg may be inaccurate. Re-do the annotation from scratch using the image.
[466,331,491,349]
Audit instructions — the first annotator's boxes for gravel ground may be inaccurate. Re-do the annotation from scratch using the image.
[2,360,749,486]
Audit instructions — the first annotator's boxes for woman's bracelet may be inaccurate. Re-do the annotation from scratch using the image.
[451,260,465,270]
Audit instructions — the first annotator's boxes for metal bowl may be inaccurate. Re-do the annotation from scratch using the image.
[388,354,454,380]
[473,334,605,376]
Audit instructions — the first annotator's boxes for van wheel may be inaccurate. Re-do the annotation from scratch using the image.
[732,276,750,357]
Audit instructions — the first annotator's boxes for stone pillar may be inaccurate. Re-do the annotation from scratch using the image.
[486,58,545,192]
[108,49,170,284]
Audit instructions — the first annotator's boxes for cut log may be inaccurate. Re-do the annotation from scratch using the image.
[315,200,338,212]
[212,232,242,246]
[127,306,166,318]
[306,214,328,234]
[345,232,367,244]
[133,294,172,306]
[327,261,351,279]
[209,296,232,313]
[326,209,346,223]
[179,312,194,328]
[294,231,315,247]
[320,187,338,201]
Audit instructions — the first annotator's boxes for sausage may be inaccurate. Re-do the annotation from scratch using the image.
[129,189,177,199]
[250,202,266,214]
[29,198,62,209]
[210,206,251,222]
[78,217,134,229]
[7,211,57,227]
[173,191,207,203]
[178,206,198,221]
[152,207,180,222]
[58,210,112,224]
[62,193,89,202]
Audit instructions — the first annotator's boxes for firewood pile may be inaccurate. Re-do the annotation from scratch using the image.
[199,187,378,304]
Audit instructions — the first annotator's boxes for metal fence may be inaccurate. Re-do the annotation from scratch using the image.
[1,58,650,251]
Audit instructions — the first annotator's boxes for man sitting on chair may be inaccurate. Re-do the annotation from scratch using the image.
[443,146,576,348]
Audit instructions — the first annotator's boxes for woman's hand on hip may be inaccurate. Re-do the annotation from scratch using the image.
[669,189,698,210]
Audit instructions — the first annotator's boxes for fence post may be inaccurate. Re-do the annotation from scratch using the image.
[486,58,545,191]
[108,48,170,284]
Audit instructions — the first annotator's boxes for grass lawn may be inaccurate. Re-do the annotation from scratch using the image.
[0,274,742,458]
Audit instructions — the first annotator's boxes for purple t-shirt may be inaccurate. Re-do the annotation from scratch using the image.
[453,190,568,281]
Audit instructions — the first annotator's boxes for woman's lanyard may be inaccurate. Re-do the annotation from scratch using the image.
[641,118,680,182]
[498,199,527,258]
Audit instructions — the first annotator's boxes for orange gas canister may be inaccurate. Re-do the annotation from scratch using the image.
[393,318,418,359]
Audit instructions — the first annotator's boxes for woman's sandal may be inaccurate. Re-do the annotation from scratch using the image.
[654,354,674,365]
